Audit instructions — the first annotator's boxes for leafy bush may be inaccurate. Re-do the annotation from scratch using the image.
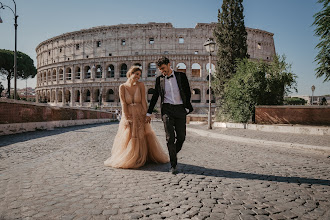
[218,55,297,123]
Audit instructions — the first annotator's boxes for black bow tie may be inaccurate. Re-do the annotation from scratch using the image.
[166,75,173,79]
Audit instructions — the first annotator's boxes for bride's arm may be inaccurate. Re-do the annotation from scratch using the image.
[119,84,129,118]
[140,82,147,115]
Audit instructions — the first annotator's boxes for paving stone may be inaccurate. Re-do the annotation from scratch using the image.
[0,122,329,220]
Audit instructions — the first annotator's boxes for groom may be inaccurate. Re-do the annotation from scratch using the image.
[146,56,193,174]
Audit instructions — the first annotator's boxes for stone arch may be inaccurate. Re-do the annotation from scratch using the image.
[59,69,64,80]
[192,88,201,103]
[106,89,115,102]
[65,67,72,80]
[107,64,115,78]
[51,90,55,102]
[58,90,63,102]
[84,66,91,79]
[84,89,91,102]
[96,65,102,78]
[176,63,186,73]
[192,63,201,77]
[47,70,51,82]
[120,63,128,77]
[46,91,51,102]
[75,90,80,102]
[75,66,81,79]
[52,69,56,81]
[94,88,101,102]
[148,62,157,77]
[64,90,71,103]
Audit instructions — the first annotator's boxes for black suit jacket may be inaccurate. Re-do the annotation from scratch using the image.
[147,71,194,115]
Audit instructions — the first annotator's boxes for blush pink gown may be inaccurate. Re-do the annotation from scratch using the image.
[104,83,169,169]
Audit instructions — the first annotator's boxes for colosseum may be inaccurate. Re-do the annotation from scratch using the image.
[35,22,275,113]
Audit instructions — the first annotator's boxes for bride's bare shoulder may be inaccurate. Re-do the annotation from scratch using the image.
[137,81,145,87]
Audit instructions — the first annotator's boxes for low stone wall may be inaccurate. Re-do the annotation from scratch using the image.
[255,105,330,126]
[0,98,115,135]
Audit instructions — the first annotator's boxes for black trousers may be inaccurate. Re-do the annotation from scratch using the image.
[161,103,187,168]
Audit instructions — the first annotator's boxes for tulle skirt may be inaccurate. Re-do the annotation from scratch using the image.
[104,115,169,169]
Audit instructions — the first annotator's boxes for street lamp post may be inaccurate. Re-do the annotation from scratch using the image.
[203,38,216,129]
[311,85,315,105]
[0,0,18,100]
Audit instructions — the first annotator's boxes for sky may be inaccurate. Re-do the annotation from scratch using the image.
[0,0,329,96]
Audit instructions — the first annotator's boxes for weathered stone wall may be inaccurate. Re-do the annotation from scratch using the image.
[255,106,330,125]
[0,98,113,124]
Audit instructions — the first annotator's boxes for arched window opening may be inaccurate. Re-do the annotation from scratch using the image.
[85,90,91,102]
[75,67,81,79]
[64,90,71,103]
[52,70,56,81]
[51,91,55,102]
[59,69,64,80]
[96,65,102,78]
[176,63,186,73]
[107,65,115,78]
[47,71,51,82]
[120,64,127,77]
[66,68,72,80]
[192,89,201,103]
[75,90,80,102]
[84,66,91,79]
[58,91,63,102]
[192,63,201,77]
[148,63,157,77]
[107,89,115,102]
[94,89,100,102]
[46,91,51,102]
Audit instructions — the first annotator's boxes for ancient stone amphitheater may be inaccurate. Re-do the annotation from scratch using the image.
[35,22,275,113]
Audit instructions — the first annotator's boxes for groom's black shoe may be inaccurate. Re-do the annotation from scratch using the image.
[169,167,178,174]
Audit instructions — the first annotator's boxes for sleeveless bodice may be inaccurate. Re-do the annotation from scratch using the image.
[124,85,142,105]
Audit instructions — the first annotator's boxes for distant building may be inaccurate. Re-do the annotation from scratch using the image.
[35,22,276,113]
[287,95,330,105]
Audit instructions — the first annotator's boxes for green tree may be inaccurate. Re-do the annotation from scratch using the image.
[0,49,37,98]
[221,55,297,123]
[313,0,330,81]
[284,97,307,105]
[320,97,328,105]
[213,0,248,96]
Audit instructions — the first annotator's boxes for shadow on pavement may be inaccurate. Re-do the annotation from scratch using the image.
[0,122,118,148]
[141,162,330,186]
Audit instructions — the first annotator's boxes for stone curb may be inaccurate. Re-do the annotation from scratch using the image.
[187,127,330,153]
[209,122,329,136]
[0,119,115,136]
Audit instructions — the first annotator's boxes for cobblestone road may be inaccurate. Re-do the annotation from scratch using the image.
[0,122,329,220]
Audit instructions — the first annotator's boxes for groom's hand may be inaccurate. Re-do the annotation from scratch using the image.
[145,116,151,123]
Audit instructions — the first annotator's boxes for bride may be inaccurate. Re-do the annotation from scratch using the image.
[104,65,169,169]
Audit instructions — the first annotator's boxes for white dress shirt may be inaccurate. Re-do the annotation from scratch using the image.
[164,71,183,105]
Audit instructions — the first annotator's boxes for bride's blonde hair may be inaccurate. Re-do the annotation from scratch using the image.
[126,65,142,78]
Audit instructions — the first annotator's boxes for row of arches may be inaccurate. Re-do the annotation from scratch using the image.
[37,62,216,85]
[37,87,215,104]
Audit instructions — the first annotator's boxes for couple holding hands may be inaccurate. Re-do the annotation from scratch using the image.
[104,56,193,174]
